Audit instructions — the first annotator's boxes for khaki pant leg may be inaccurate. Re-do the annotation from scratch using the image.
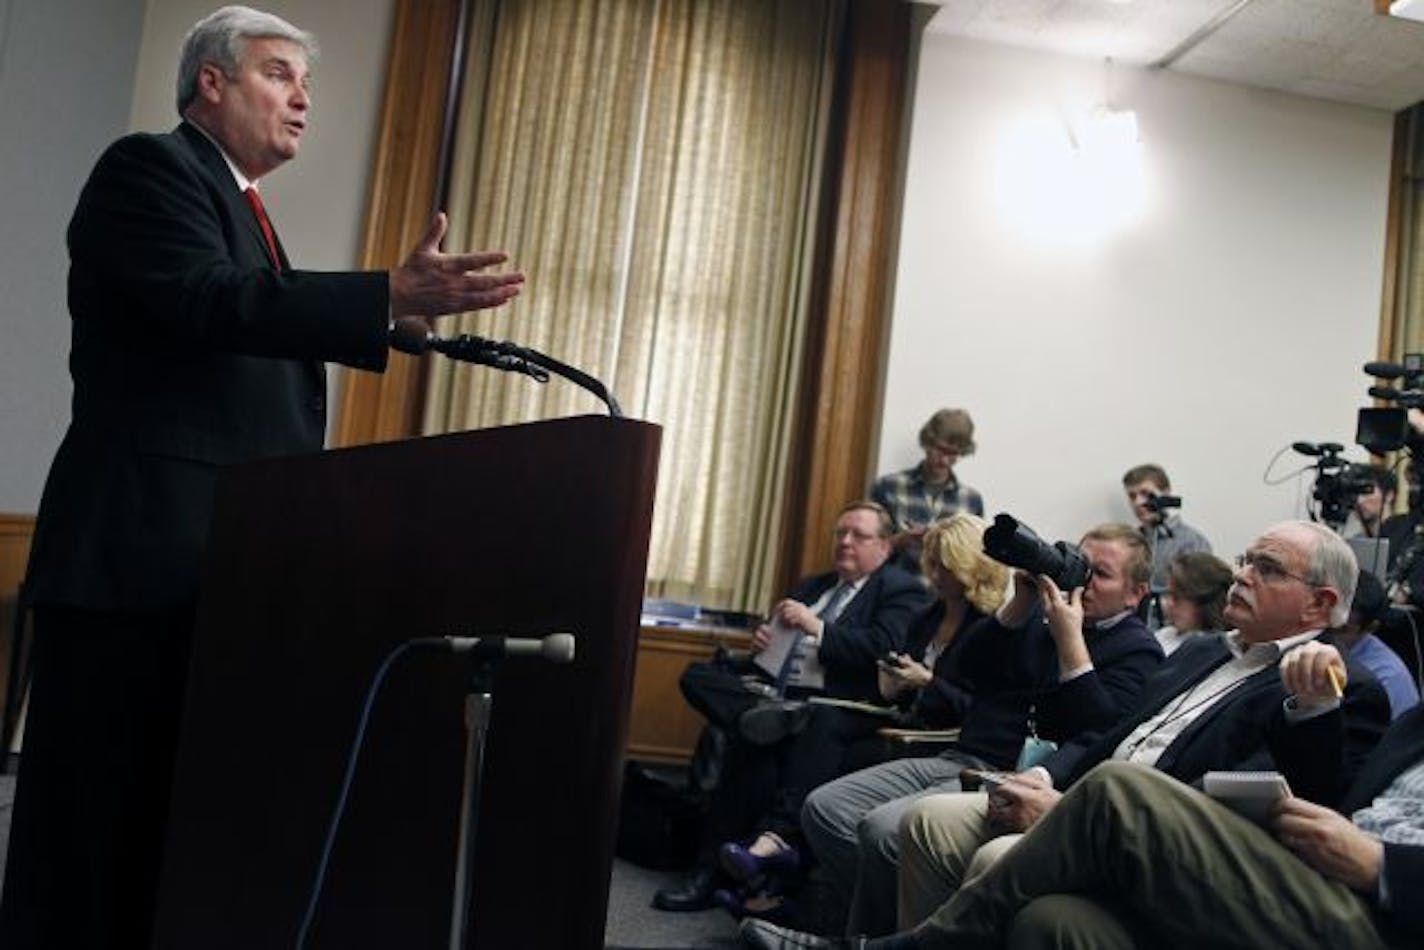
[895,791,992,929]
[963,832,1022,887]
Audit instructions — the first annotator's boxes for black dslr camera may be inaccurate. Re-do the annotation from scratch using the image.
[982,513,1093,590]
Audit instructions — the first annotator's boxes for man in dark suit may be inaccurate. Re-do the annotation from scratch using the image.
[0,7,524,948]
[740,520,1394,948]
[653,500,933,911]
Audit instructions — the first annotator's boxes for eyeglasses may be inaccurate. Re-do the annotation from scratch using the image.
[832,527,882,543]
[1234,552,1318,588]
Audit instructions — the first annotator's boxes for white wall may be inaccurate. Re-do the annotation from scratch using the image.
[0,0,147,512]
[878,32,1394,561]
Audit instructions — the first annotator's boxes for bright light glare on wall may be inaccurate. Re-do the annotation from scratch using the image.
[991,107,1148,247]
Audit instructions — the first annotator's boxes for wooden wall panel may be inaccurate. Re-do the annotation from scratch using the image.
[0,513,36,730]
[333,0,466,447]
[779,0,912,587]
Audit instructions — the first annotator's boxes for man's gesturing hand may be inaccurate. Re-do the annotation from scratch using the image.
[390,212,525,318]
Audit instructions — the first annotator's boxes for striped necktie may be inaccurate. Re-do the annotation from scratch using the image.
[775,581,855,693]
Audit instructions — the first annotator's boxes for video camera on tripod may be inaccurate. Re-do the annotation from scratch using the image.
[1291,441,1376,530]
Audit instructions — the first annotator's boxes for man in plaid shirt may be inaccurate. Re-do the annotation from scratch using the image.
[870,409,984,573]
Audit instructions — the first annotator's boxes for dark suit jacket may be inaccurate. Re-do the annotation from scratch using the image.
[25,122,390,611]
[789,564,933,703]
[950,608,1163,768]
[1044,633,1391,806]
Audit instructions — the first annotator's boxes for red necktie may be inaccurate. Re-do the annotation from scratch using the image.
[243,187,282,268]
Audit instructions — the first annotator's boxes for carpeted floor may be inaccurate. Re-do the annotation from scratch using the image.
[604,860,742,949]
[0,770,738,948]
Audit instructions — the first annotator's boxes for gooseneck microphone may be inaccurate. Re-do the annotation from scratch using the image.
[390,317,550,381]
[390,317,623,417]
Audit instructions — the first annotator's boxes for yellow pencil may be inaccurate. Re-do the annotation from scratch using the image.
[1326,665,1344,698]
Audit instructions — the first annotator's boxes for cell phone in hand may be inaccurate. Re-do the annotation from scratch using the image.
[878,652,907,671]
[967,769,1012,789]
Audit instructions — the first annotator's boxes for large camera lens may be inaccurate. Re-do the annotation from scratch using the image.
[982,514,1093,590]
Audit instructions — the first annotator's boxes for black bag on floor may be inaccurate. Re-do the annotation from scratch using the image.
[615,763,703,870]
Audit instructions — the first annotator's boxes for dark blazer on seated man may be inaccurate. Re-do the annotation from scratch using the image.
[1042,631,1391,802]
[679,501,932,733]
[655,501,930,913]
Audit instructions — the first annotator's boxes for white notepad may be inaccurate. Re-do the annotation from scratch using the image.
[1203,770,1292,824]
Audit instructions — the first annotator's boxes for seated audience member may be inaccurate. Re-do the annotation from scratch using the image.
[1122,463,1212,608]
[1380,462,1424,603]
[743,697,1424,949]
[653,501,933,912]
[1348,466,1398,540]
[851,522,1390,941]
[869,409,983,573]
[798,524,1163,936]
[1153,551,1234,656]
[1335,571,1420,720]
[712,514,1009,920]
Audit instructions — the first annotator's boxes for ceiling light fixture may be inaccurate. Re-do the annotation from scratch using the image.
[1389,0,1424,24]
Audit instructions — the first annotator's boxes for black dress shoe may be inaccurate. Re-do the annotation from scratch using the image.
[739,918,860,949]
[652,866,719,912]
[738,700,812,746]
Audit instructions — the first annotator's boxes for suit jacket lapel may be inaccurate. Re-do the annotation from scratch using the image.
[175,123,283,272]
[1134,637,1233,718]
[172,123,322,392]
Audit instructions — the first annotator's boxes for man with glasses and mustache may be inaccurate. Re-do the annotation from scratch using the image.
[654,500,932,912]
[741,521,1394,949]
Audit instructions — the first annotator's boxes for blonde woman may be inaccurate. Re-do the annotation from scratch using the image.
[714,514,1007,920]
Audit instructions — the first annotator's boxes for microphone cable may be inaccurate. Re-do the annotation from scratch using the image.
[294,637,445,949]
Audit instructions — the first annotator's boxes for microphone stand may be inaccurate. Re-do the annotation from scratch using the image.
[392,319,623,418]
[441,334,623,418]
[449,655,498,950]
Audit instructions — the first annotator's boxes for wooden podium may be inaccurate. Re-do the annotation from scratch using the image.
[152,416,660,949]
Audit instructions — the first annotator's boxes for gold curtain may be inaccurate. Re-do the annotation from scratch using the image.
[425,0,841,611]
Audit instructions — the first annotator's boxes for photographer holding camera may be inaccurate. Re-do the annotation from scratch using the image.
[798,520,1162,937]
[1123,464,1214,597]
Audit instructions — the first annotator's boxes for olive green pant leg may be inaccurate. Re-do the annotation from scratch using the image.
[911,762,1388,950]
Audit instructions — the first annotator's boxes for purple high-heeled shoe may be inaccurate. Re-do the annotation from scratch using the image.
[718,836,801,886]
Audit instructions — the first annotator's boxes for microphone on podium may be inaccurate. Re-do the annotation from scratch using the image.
[442,632,576,664]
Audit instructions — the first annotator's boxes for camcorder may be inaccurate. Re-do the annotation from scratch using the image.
[1360,355,1424,455]
[982,513,1093,591]
[1142,493,1182,515]
[1291,441,1377,529]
